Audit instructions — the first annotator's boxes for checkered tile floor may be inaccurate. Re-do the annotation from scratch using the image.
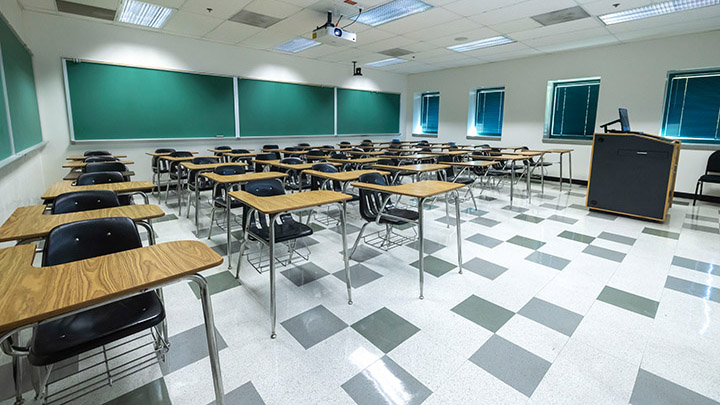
[2,179,720,405]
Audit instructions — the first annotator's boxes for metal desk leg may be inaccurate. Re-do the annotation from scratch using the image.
[194,182,200,227]
[454,191,463,274]
[540,155,545,194]
[269,213,278,339]
[418,197,425,300]
[568,153,573,188]
[510,161,515,206]
[226,187,232,270]
[12,332,23,405]
[188,274,225,405]
[526,161,532,204]
[559,154,564,191]
[177,165,183,216]
[340,201,353,305]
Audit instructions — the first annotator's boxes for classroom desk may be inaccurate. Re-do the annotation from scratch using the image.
[392,154,436,163]
[0,241,226,404]
[544,149,573,190]
[469,155,529,205]
[372,163,451,183]
[177,160,232,216]
[200,172,288,268]
[305,154,332,162]
[66,155,127,161]
[63,170,135,181]
[347,150,385,156]
[426,150,470,157]
[301,169,390,195]
[230,190,353,338]
[0,204,164,244]
[42,181,154,203]
[326,157,380,169]
[350,180,465,299]
[62,160,134,169]
[254,159,341,172]
[161,155,218,206]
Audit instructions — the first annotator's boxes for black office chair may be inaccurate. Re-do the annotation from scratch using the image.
[284,146,303,159]
[330,151,347,160]
[151,148,175,194]
[350,172,418,258]
[214,145,231,154]
[76,171,135,205]
[84,156,118,163]
[185,157,217,219]
[306,149,326,163]
[322,145,335,150]
[52,190,120,214]
[83,150,111,156]
[165,151,193,203]
[263,144,281,160]
[253,152,276,172]
[520,146,552,176]
[694,150,720,205]
[27,218,166,399]
[437,155,477,210]
[85,162,128,176]
[208,165,247,240]
[228,148,252,168]
[277,157,309,191]
[339,141,351,146]
[360,141,374,152]
[297,143,311,147]
[376,158,412,184]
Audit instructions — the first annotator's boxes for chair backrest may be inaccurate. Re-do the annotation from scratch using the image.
[306,149,325,156]
[310,163,340,191]
[214,165,246,175]
[357,172,390,222]
[362,139,373,144]
[707,150,720,173]
[84,150,111,156]
[280,157,303,165]
[437,155,454,179]
[297,143,310,147]
[255,153,276,172]
[339,141,350,145]
[76,171,125,185]
[263,144,279,150]
[421,147,432,152]
[377,158,396,166]
[52,190,120,214]
[230,148,249,154]
[243,179,286,231]
[330,151,347,159]
[152,148,175,169]
[170,151,193,158]
[155,148,175,153]
[322,145,335,149]
[85,156,118,163]
[43,217,142,266]
[215,145,231,150]
[85,162,128,174]
[192,157,217,164]
[351,147,364,153]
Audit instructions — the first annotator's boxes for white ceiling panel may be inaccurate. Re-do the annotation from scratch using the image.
[348,27,396,47]
[204,20,263,43]
[244,0,303,19]
[425,27,500,47]
[356,35,417,53]
[19,0,57,12]
[149,0,186,8]
[510,17,604,41]
[69,0,117,9]
[534,34,618,53]
[403,17,481,41]
[470,0,578,26]
[443,0,527,17]
[264,8,327,34]
[163,10,224,37]
[488,18,543,35]
[376,7,463,35]
[181,0,253,20]
[461,41,533,59]
[242,29,296,49]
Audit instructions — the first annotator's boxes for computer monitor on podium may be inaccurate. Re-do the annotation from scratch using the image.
[619,108,630,132]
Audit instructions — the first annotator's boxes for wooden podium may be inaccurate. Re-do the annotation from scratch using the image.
[586,132,680,222]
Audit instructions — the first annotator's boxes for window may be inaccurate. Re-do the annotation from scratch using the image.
[661,69,720,144]
[545,78,600,139]
[474,87,504,137]
[420,92,439,134]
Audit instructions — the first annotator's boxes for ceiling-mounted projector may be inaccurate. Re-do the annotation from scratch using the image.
[312,11,356,46]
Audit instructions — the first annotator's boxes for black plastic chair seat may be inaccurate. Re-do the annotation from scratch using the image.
[213,196,244,209]
[699,174,720,183]
[526,161,553,167]
[450,176,474,185]
[248,220,313,243]
[378,208,419,225]
[29,293,164,366]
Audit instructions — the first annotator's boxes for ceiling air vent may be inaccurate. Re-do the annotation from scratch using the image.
[229,10,282,28]
[56,0,116,21]
[380,48,413,57]
[531,6,590,26]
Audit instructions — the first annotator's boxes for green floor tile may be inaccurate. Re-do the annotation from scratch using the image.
[597,286,659,318]
[410,255,457,277]
[189,271,240,299]
[451,295,514,332]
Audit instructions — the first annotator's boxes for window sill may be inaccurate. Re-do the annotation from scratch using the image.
[542,137,592,146]
[412,133,438,138]
[467,135,502,141]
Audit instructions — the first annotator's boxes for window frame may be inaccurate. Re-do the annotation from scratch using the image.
[543,77,601,141]
[471,86,505,138]
[660,68,720,145]
[420,91,439,135]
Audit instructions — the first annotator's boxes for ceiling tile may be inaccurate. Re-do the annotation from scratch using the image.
[181,0,252,20]
[403,16,481,41]
[163,10,223,37]
[19,0,57,12]
[510,17,603,41]
[69,0,117,10]
[581,0,652,16]
[150,0,186,8]
[442,0,526,17]
[356,35,416,52]
[533,34,618,53]
[241,29,297,49]
[521,26,611,47]
[244,0,302,19]
[425,26,500,47]
[264,8,327,34]
[352,28,399,47]
[204,20,262,43]
[377,8,463,35]
[461,41,532,58]
[489,18,543,35]
[470,0,578,26]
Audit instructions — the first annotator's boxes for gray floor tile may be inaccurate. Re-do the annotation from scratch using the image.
[406,238,446,255]
[280,262,330,287]
[329,223,362,235]
[682,223,720,234]
[568,192,587,198]
[540,203,566,211]
[583,245,626,263]
[103,378,171,405]
[665,276,720,303]
[462,208,489,216]
[153,214,178,224]
[507,235,546,250]
[685,213,718,223]
[546,214,578,224]
[467,233,504,248]
[281,305,347,349]
[672,199,690,206]
[525,251,570,270]
[410,255,457,277]
[469,335,551,397]
[558,230,595,244]
[434,216,465,226]
[671,256,719,275]
[597,286,659,318]
[308,223,326,232]
[333,264,383,288]
[210,241,242,256]
[160,325,228,375]
[464,257,508,280]
[189,271,240,299]
[514,214,544,224]
[568,203,588,210]
[342,356,431,405]
[503,205,529,213]
[597,231,636,246]
[518,298,583,336]
[345,245,382,262]
[0,356,79,402]
[451,295,514,332]
[470,216,501,227]
[642,227,680,240]
[351,308,420,353]
[630,369,720,405]
[476,195,497,201]
[209,381,264,405]
[587,211,617,220]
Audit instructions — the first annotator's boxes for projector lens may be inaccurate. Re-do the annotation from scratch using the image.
[333,28,342,37]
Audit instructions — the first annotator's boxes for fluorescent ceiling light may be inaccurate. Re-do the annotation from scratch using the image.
[365,58,408,67]
[118,0,174,28]
[599,0,720,25]
[448,36,514,52]
[353,0,433,26]
[275,38,321,53]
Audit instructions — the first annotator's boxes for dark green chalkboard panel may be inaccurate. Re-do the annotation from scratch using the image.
[0,17,42,153]
[0,64,11,162]
[238,79,334,137]
[337,89,400,134]
[65,60,235,140]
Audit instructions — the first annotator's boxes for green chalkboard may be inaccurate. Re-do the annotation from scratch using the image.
[238,79,334,137]
[337,89,400,134]
[0,17,42,154]
[65,60,235,140]
[0,60,11,162]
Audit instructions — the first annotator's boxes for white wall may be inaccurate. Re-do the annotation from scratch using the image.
[406,30,720,194]
[0,9,407,224]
